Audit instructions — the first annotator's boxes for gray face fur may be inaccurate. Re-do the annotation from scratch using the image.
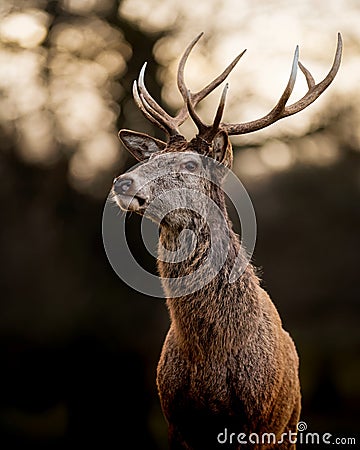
[113,131,232,228]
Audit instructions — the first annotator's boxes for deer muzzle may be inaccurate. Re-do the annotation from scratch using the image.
[112,175,148,212]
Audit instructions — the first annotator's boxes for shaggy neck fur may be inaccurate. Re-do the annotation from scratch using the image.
[157,185,262,357]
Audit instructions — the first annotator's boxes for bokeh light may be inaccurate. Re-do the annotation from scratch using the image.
[1,0,359,194]
[0,1,131,196]
[0,9,49,48]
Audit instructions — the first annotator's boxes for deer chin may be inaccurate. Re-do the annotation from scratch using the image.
[115,194,147,213]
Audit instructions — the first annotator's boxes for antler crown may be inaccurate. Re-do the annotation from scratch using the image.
[133,33,342,142]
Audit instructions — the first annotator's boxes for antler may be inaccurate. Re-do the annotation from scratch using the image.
[133,33,342,140]
[222,33,343,135]
[133,33,246,138]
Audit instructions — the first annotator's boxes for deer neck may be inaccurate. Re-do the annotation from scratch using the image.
[157,188,261,354]
[157,186,232,278]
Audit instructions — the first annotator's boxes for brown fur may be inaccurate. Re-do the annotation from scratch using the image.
[114,131,301,449]
[112,32,343,446]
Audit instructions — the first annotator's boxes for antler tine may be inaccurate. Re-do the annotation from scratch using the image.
[284,32,343,116]
[223,33,342,136]
[134,68,181,136]
[136,63,180,136]
[192,50,247,104]
[177,33,204,99]
[269,46,299,117]
[137,63,178,129]
[298,61,315,89]
[185,89,207,135]
[185,81,229,141]
[175,33,246,126]
[133,80,170,135]
[211,83,229,135]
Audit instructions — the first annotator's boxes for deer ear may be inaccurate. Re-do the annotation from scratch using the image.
[212,131,233,168]
[119,129,166,161]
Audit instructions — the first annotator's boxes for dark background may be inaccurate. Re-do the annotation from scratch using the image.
[0,1,359,448]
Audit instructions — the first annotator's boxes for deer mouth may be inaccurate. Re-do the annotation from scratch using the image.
[114,193,148,212]
[133,195,147,209]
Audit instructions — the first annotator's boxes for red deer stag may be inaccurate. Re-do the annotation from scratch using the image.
[112,33,342,449]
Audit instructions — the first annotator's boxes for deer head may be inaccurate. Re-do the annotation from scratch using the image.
[113,33,342,224]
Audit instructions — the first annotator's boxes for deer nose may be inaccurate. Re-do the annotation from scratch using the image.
[113,177,133,195]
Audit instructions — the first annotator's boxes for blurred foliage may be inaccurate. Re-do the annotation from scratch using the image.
[0,0,359,448]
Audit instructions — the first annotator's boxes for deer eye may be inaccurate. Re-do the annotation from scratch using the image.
[181,160,198,172]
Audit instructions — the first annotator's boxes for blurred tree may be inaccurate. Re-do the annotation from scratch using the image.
[0,1,168,448]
